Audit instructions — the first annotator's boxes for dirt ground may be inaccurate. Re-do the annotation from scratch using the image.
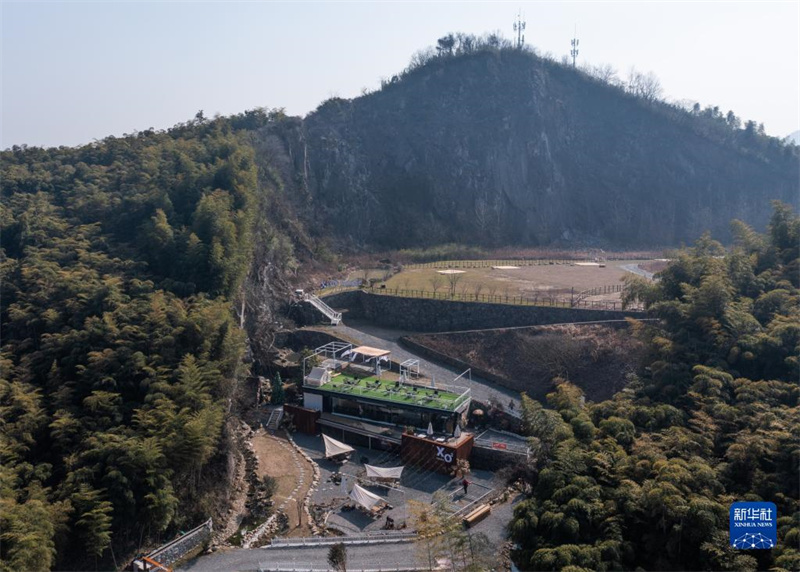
[409,324,646,402]
[381,260,649,301]
[251,429,314,536]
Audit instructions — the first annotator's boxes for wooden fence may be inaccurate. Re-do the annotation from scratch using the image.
[404,258,577,269]
[367,287,643,312]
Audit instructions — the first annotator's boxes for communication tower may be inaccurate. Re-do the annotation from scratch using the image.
[570,26,580,67]
[514,11,526,49]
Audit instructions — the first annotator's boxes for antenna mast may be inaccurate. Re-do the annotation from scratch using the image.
[570,25,580,67]
[513,11,526,49]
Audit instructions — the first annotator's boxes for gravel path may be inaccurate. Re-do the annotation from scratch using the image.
[320,320,521,412]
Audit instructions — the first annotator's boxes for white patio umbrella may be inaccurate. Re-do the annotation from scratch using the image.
[427,421,434,436]
[454,424,462,439]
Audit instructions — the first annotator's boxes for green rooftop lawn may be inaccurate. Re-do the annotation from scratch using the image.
[318,373,465,411]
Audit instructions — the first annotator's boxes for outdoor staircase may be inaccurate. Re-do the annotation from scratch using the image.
[266,408,283,431]
[304,293,342,325]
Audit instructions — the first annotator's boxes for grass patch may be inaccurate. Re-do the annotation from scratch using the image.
[318,373,464,411]
[380,260,649,301]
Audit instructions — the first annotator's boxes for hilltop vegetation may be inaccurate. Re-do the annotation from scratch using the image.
[509,203,799,571]
[1,34,799,572]
[0,116,303,569]
[294,36,798,248]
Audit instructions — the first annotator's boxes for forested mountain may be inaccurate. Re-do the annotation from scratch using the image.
[2,35,798,572]
[509,204,799,571]
[0,116,308,570]
[285,40,799,248]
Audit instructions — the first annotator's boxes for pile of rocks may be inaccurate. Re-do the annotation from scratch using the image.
[285,432,324,535]
[241,511,287,549]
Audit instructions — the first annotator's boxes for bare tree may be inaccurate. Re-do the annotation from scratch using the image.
[407,47,436,71]
[584,62,620,86]
[473,282,484,301]
[429,274,444,296]
[487,283,498,301]
[626,68,663,102]
[447,272,463,299]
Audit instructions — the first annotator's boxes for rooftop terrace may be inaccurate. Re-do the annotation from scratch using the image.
[305,370,470,413]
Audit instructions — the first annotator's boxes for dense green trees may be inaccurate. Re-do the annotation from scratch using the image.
[0,122,267,569]
[510,203,799,571]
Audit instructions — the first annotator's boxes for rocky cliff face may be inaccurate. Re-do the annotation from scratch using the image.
[287,49,798,248]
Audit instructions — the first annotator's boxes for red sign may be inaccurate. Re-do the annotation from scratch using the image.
[492,442,507,450]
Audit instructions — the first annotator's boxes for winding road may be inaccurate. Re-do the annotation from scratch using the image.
[620,263,654,280]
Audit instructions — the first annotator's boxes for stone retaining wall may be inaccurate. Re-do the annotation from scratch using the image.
[322,290,638,332]
[147,518,212,567]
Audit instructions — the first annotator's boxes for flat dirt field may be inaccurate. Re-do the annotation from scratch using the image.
[382,260,650,301]
[251,430,313,537]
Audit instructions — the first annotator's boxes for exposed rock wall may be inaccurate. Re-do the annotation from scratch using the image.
[291,50,799,248]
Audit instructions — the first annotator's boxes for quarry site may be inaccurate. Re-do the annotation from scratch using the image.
[6,9,797,571]
[159,256,657,572]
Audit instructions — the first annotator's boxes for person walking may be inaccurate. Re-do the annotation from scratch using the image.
[461,477,470,495]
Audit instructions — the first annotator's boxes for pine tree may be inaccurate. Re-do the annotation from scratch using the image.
[271,373,285,405]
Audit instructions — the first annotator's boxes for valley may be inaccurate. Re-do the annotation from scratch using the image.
[1,29,798,572]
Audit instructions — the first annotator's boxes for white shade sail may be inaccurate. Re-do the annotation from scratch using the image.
[350,346,391,358]
[365,464,404,480]
[349,483,386,511]
[323,434,355,458]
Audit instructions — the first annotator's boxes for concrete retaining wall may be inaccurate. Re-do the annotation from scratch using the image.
[322,290,638,332]
[469,445,528,470]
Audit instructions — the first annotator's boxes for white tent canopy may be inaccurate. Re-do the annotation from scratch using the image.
[365,464,404,480]
[349,483,386,511]
[305,367,331,387]
[323,434,355,458]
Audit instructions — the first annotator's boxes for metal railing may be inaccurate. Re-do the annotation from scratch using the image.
[474,438,529,455]
[321,381,466,412]
[260,564,429,572]
[268,531,416,547]
[304,293,343,325]
[366,287,642,312]
[404,258,577,269]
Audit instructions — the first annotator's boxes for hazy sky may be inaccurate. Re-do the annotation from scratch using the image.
[2,1,798,149]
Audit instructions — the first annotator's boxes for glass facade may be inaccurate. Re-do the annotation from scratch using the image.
[329,396,453,433]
